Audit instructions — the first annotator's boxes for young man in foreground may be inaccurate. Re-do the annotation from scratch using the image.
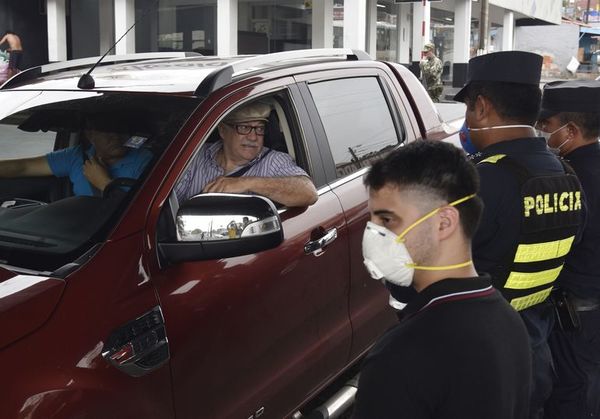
[354,141,531,419]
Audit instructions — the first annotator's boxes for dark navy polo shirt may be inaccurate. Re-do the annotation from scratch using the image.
[353,276,531,419]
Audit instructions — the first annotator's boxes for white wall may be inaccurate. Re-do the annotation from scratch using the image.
[217,0,237,55]
[343,0,367,50]
[114,0,135,54]
[490,0,561,25]
[47,0,67,62]
[514,23,580,77]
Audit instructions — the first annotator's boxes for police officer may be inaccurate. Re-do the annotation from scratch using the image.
[537,80,600,419]
[453,51,584,419]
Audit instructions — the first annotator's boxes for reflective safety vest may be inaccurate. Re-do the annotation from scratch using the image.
[478,154,583,311]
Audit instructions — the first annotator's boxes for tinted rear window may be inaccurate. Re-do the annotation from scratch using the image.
[308,77,400,178]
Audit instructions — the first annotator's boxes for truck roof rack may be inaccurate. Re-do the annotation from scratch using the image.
[1,51,202,90]
[194,48,372,98]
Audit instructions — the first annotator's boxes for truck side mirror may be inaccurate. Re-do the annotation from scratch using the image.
[158,193,283,263]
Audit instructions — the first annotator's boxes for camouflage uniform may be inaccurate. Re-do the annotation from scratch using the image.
[420,56,443,102]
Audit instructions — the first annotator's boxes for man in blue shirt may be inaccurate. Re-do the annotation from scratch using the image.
[0,114,152,196]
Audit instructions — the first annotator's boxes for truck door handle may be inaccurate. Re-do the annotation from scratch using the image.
[304,228,338,256]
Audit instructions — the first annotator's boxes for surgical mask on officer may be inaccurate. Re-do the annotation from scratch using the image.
[362,194,475,287]
[460,123,535,154]
[468,124,535,133]
[538,123,571,152]
[459,122,478,154]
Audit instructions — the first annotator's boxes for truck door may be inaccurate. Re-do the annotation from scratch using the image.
[150,82,352,419]
[296,69,414,360]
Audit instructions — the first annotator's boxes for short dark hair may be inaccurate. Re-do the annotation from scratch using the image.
[3,31,14,36]
[364,141,483,238]
[558,112,600,140]
[463,81,541,125]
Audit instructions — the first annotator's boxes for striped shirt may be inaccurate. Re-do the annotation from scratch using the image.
[175,141,309,202]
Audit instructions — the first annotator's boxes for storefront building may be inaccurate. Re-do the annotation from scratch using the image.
[3,0,561,87]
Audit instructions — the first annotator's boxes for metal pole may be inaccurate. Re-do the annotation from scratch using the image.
[479,0,489,53]
[585,0,591,23]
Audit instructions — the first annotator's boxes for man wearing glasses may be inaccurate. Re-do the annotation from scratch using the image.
[175,101,318,207]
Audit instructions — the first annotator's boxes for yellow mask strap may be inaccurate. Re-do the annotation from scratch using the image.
[407,260,473,271]
[395,194,476,243]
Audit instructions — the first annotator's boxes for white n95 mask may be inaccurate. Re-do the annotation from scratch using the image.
[362,221,415,287]
[362,194,476,287]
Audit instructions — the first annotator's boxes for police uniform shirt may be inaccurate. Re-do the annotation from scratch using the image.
[353,276,531,419]
[559,141,600,298]
[472,137,567,281]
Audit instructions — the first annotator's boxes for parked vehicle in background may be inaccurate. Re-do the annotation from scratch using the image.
[0,49,455,419]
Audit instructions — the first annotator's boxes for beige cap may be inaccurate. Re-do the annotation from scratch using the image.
[422,43,435,52]
[224,102,271,123]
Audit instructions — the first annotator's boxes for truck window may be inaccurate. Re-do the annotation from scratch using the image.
[0,123,56,159]
[173,91,315,205]
[308,77,401,179]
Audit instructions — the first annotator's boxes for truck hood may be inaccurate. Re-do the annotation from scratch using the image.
[0,267,65,349]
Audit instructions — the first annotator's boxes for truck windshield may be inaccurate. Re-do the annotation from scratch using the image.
[0,90,197,274]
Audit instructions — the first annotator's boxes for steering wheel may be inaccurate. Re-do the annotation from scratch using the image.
[102,177,137,199]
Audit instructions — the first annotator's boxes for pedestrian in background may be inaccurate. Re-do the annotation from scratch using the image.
[453,51,584,419]
[537,80,600,419]
[0,30,23,78]
[419,42,443,102]
[355,141,531,419]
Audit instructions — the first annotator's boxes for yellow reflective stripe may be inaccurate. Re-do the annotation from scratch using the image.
[514,236,575,263]
[510,287,553,311]
[479,154,506,164]
[505,265,564,290]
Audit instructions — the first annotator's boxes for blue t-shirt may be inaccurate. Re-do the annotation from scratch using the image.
[46,145,153,196]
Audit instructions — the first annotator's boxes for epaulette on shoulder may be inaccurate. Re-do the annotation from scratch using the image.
[477,154,507,165]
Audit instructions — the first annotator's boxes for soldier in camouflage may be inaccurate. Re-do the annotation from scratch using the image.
[419,43,443,102]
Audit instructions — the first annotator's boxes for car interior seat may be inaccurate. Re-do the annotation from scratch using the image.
[264,110,288,153]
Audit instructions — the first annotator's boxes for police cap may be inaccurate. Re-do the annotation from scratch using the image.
[540,80,600,120]
[454,51,543,102]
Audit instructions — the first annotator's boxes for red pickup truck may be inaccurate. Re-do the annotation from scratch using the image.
[0,49,457,419]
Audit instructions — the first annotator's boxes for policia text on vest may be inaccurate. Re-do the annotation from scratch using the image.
[523,191,582,217]
[479,154,582,311]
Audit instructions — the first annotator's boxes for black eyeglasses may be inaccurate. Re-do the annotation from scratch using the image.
[225,123,266,136]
